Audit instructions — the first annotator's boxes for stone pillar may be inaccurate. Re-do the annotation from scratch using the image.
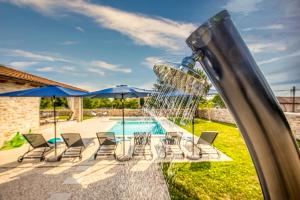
[67,97,83,122]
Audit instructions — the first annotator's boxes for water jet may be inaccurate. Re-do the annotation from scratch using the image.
[153,10,300,199]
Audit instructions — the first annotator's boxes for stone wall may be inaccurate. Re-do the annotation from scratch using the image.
[285,112,300,135]
[197,108,300,135]
[196,108,235,124]
[0,82,40,146]
[40,109,147,118]
[84,109,146,117]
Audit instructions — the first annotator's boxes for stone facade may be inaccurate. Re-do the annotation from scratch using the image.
[0,85,84,147]
[0,82,40,146]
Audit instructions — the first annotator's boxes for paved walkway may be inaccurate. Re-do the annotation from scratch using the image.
[0,160,169,200]
[0,117,231,200]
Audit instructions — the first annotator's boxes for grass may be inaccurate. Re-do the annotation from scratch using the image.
[83,115,94,120]
[58,115,70,120]
[59,115,93,120]
[0,132,27,151]
[162,119,263,200]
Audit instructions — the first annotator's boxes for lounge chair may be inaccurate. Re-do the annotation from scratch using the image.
[133,132,153,158]
[59,133,85,161]
[161,132,184,158]
[94,132,117,160]
[18,134,53,162]
[195,131,219,158]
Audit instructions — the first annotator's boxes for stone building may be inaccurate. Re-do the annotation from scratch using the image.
[277,96,300,113]
[0,65,86,145]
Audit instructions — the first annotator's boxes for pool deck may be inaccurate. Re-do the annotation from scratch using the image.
[0,117,231,200]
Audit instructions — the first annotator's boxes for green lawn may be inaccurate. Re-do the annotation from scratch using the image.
[83,115,94,120]
[58,115,70,120]
[59,115,93,120]
[162,119,263,200]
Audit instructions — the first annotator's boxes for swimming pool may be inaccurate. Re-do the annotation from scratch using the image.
[109,119,166,136]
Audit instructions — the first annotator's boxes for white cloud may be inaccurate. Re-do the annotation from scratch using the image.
[87,68,105,76]
[243,24,284,31]
[223,0,263,15]
[3,48,131,75]
[61,65,76,71]
[258,50,300,65]
[9,61,38,68]
[75,26,84,32]
[248,42,287,53]
[4,0,196,51]
[142,57,164,69]
[90,60,131,73]
[36,66,55,72]
[72,82,113,92]
[35,65,81,75]
[139,81,155,90]
[4,49,70,62]
[59,40,78,45]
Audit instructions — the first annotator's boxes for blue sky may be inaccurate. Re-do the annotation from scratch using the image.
[0,0,299,96]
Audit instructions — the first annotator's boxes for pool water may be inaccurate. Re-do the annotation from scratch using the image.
[109,120,166,135]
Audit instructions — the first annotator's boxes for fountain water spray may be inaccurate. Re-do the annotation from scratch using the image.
[152,9,300,199]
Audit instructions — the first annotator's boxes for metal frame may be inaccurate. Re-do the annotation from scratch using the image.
[194,131,220,158]
[161,132,185,159]
[94,132,117,160]
[59,133,85,161]
[18,134,53,162]
[132,132,153,159]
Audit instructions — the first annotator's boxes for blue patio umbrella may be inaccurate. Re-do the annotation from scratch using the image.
[85,85,153,161]
[0,85,87,157]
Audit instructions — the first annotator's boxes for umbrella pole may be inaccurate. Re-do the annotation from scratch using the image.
[53,96,57,157]
[192,114,195,156]
[122,94,125,156]
[187,110,199,160]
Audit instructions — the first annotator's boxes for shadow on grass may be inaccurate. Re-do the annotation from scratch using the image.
[194,118,237,128]
[162,162,203,200]
[189,162,211,171]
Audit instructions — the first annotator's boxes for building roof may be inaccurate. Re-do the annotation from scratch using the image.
[0,65,87,92]
[277,96,300,104]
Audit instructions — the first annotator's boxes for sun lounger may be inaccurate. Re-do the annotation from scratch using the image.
[59,133,85,161]
[161,132,184,158]
[94,132,117,160]
[18,134,53,162]
[133,132,153,158]
[195,131,219,158]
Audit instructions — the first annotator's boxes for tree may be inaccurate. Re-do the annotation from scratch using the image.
[83,98,92,109]
[140,97,145,107]
[212,94,226,108]
[198,98,214,121]
[40,98,52,109]
[40,97,68,109]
